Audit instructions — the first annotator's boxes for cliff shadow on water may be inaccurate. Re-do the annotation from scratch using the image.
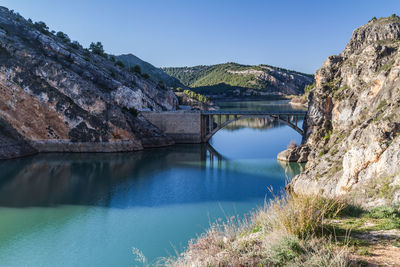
[0,143,299,208]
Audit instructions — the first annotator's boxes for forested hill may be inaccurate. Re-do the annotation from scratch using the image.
[163,63,314,96]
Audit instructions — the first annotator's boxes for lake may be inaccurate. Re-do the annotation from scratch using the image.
[0,100,305,266]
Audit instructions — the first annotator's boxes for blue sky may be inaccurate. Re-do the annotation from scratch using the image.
[1,0,399,73]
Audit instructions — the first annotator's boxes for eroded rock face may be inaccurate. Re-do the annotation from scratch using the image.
[0,117,37,159]
[290,16,400,207]
[0,7,178,157]
[277,145,310,163]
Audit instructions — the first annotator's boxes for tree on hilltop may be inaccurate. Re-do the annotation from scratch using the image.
[89,42,106,57]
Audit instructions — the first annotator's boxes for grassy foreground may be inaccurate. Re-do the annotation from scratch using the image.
[161,193,400,267]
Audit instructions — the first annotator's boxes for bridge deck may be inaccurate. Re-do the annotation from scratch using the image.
[142,109,307,144]
[201,110,307,116]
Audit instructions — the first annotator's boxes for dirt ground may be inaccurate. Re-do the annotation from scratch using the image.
[349,229,400,266]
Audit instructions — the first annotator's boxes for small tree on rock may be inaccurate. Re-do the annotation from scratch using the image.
[33,21,49,33]
[115,60,125,68]
[56,31,71,43]
[130,65,142,74]
[89,42,106,57]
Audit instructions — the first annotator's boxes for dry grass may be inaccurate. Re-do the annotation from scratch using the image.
[163,194,349,267]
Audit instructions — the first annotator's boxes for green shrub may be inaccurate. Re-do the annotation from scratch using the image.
[70,41,82,50]
[323,129,332,140]
[338,204,365,218]
[158,80,166,89]
[0,24,8,34]
[130,65,142,74]
[141,73,150,79]
[56,31,70,43]
[269,236,305,265]
[366,206,400,219]
[378,61,394,74]
[89,41,107,58]
[304,83,315,96]
[182,89,209,103]
[377,100,387,110]
[33,21,49,34]
[115,60,125,68]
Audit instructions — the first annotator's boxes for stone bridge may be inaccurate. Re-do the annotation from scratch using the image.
[142,110,307,144]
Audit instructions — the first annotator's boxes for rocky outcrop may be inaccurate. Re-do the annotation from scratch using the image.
[0,7,178,158]
[277,144,310,163]
[288,95,308,108]
[0,117,37,159]
[288,16,400,207]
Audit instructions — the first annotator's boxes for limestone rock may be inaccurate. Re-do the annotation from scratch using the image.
[289,15,400,207]
[0,7,178,158]
[0,117,37,159]
[277,145,310,163]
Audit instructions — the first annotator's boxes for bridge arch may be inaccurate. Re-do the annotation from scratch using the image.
[201,111,306,142]
[142,110,307,144]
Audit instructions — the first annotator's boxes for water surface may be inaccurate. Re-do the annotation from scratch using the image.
[0,100,304,266]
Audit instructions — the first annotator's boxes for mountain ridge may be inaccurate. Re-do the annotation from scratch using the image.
[163,62,314,96]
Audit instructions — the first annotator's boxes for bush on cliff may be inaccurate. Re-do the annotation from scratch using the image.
[130,65,142,74]
[56,31,71,43]
[115,60,125,68]
[33,21,49,34]
[89,41,107,58]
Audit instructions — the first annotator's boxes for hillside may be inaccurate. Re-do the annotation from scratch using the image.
[163,63,314,96]
[280,15,400,207]
[115,54,183,88]
[0,6,178,159]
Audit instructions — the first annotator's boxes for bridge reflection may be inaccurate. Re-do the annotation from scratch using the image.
[202,143,227,169]
[0,144,278,208]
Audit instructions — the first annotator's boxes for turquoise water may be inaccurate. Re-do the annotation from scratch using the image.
[0,100,304,266]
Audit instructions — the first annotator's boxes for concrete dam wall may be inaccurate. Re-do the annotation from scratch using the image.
[142,111,204,143]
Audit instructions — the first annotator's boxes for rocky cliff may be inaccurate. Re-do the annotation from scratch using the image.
[0,7,178,158]
[288,16,400,207]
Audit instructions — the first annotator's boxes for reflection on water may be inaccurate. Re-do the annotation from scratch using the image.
[278,160,306,178]
[0,100,306,267]
[217,99,305,132]
[0,145,287,208]
[216,99,306,112]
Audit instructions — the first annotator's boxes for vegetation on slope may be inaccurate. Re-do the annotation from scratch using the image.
[116,54,183,88]
[163,63,314,96]
[162,193,400,266]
